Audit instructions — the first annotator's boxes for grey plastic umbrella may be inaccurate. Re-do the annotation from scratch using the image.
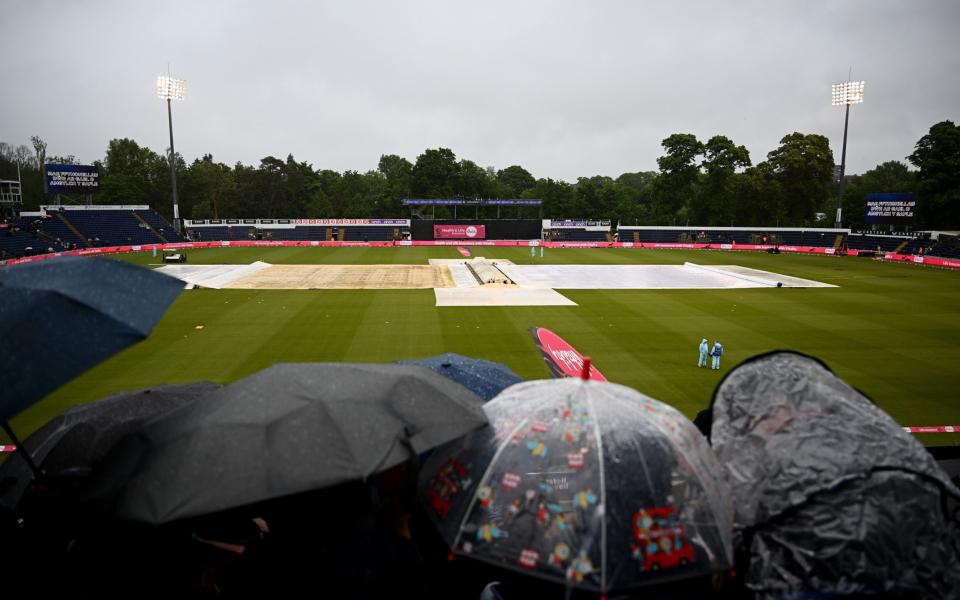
[0,257,183,475]
[396,352,523,401]
[83,362,487,525]
[710,351,960,599]
[419,378,733,596]
[0,382,219,511]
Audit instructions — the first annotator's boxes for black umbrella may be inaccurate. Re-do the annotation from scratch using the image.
[0,382,219,511]
[396,352,523,401]
[83,362,488,525]
[0,257,183,475]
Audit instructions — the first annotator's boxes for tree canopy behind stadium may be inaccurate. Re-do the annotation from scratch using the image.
[1,120,957,229]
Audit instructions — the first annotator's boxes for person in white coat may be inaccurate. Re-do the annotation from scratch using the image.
[698,338,709,368]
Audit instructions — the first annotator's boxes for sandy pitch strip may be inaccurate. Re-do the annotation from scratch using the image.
[225,264,455,289]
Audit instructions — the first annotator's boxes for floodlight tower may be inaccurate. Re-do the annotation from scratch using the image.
[831,80,865,228]
[157,75,186,232]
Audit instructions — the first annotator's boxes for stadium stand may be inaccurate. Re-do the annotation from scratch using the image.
[0,215,79,257]
[189,226,250,241]
[134,210,184,243]
[548,228,608,242]
[38,215,86,247]
[344,226,394,241]
[928,236,960,259]
[618,227,842,247]
[34,206,180,247]
[0,226,42,258]
[62,210,163,246]
[900,235,933,255]
[844,233,912,252]
[185,222,401,242]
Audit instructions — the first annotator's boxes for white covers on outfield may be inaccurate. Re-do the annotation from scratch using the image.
[156,261,271,289]
[496,262,835,289]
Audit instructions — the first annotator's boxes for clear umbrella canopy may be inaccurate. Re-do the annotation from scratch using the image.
[419,378,733,595]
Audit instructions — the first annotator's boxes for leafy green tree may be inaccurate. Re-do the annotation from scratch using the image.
[653,133,703,223]
[695,135,751,225]
[574,176,627,220]
[497,165,536,198]
[314,169,343,216]
[615,171,656,225]
[377,154,413,214]
[766,133,834,225]
[456,159,497,199]
[411,147,459,198]
[908,120,960,228]
[230,162,266,218]
[181,154,235,219]
[525,178,576,218]
[731,162,783,226]
[100,138,171,212]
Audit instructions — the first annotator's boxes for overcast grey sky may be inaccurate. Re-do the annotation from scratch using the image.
[3,0,959,180]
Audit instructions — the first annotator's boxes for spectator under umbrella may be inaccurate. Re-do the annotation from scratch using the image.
[709,351,960,599]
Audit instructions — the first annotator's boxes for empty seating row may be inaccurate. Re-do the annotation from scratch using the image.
[134,210,184,242]
[186,226,398,241]
[844,234,910,252]
[63,210,160,246]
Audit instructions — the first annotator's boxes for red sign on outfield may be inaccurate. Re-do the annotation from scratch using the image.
[434,224,486,239]
[530,327,608,381]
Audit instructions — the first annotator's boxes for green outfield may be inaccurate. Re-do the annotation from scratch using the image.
[6,246,960,446]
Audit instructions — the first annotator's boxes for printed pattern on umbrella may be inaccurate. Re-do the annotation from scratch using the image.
[419,379,733,593]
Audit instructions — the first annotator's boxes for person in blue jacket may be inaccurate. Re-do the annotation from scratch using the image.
[711,340,724,370]
[698,338,709,368]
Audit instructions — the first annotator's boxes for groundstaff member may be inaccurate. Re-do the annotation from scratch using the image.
[711,340,724,370]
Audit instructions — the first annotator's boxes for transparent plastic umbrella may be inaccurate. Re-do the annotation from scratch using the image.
[418,378,733,596]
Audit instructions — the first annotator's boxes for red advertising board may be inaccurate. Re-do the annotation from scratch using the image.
[434,224,486,239]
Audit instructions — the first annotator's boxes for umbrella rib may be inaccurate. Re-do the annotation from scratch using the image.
[585,385,608,595]
[451,413,534,553]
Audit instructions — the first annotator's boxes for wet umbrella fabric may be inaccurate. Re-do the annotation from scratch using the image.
[419,378,732,595]
[396,353,523,401]
[84,362,487,525]
[0,257,184,422]
[0,382,219,511]
[710,351,960,599]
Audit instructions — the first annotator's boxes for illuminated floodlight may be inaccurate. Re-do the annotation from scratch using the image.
[156,76,186,101]
[831,81,864,106]
[157,74,186,232]
[831,79,866,228]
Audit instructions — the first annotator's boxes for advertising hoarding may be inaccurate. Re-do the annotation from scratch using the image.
[434,224,486,239]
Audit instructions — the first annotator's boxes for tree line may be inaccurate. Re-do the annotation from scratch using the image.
[1,121,957,228]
